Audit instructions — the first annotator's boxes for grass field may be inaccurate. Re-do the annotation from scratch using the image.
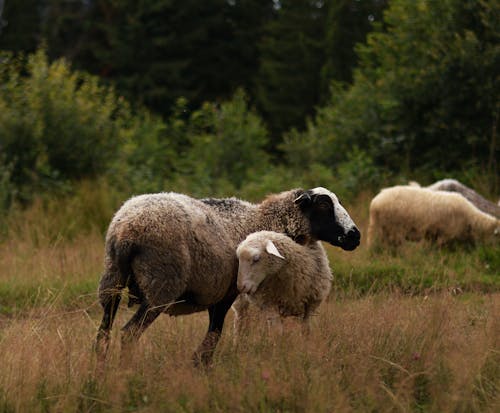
[0,186,498,412]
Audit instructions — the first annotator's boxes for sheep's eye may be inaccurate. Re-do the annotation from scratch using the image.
[252,254,260,263]
[318,201,330,210]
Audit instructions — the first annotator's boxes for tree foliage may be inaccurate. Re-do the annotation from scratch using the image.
[0,49,156,200]
[289,0,499,188]
[0,0,498,204]
[0,49,271,206]
[41,0,275,117]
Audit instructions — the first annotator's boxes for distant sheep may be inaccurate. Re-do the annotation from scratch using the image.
[367,186,500,247]
[95,187,360,366]
[410,179,500,218]
[232,231,332,338]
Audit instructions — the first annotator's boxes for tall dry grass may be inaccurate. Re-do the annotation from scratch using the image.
[0,294,498,412]
[0,182,498,412]
[0,180,123,314]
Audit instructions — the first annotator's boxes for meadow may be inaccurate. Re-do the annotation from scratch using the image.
[0,184,498,412]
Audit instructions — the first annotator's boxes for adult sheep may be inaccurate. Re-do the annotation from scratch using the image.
[410,179,500,218]
[232,230,332,340]
[367,186,500,247]
[95,187,360,366]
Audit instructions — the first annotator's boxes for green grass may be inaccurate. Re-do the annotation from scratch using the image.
[328,242,500,297]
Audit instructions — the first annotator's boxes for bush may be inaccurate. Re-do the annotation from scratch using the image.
[0,48,178,205]
[176,89,270,196]
[283,0,499,192]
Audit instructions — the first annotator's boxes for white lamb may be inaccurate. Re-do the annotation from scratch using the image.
[233,230,332,337]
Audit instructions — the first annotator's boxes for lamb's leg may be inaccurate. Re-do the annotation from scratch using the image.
[232,294,250,345]
[120,302,162,360]
[265,310,283,336]
[193,296,235,368]
[95,291,121,364]
[301,309,312,336]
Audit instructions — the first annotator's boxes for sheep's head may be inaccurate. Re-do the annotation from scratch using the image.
[236,237,285,295]
[295,187,361,251]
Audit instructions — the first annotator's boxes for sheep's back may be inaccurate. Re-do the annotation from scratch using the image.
[107,193,239,307]
[371,186,497,243]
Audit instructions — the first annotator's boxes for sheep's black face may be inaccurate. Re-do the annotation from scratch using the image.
[295,187,361,251]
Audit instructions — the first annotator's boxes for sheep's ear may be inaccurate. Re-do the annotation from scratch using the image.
[294,191,312,207]
[266,240,285,259]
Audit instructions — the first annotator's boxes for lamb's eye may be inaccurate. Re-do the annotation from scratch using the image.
[252,254,260,263]
[318,201,330,210]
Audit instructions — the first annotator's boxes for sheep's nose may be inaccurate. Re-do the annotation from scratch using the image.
[348,228,361,242]
[343,227,361,250]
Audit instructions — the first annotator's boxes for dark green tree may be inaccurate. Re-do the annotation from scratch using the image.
[254,0,387,147]
[288,0,499,188]
[321,0,388,90]
[0,0,41,52]
[43,0,275,117]
[254,0,326,144]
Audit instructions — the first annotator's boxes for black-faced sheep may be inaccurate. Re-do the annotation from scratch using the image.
[367,185,500,247]
[232,230,332,339]
[95,187,360,366]
[410,179,500,219]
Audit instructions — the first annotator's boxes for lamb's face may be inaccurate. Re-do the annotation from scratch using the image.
[295,187,361,251]
[236,239,285,295]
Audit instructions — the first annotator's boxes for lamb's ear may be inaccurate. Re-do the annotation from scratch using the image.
[266,240,285,259]
[294,190,312,207]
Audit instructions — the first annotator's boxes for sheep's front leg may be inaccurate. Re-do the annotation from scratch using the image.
[301,303,318,336]
[193,297,234,368]
[301,313,312,336]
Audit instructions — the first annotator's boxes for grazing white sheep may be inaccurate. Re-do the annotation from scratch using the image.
[232,231,332,338]
[409,179,500,218]
[367,186,500,247]
[95,187,360,366]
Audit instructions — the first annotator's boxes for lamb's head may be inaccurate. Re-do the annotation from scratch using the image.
[295,187,360,251]
[236,234,286,295]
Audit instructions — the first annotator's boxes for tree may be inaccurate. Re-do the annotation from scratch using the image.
[43,0,275,118]
[0,0,41,52]
[292,0,499,187]
[254,0,326,144]
[254,0,387,147]
[0,49,161,200]
[321,0,387,90]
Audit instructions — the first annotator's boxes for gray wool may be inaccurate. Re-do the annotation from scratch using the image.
[427,179,500,219]
[98,189,322,314]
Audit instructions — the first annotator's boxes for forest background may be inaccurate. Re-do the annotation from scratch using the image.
[0,0,498,212]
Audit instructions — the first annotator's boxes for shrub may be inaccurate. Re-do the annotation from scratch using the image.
[177,89,270,195]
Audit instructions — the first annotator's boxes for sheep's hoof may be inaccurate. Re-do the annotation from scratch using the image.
[93,330,109,357]
[192,351,214,370]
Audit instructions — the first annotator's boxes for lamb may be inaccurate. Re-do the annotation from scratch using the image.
[367,185,500,247]
[232,231,332,339]
[95,187,360,366]
[409,179,500,218]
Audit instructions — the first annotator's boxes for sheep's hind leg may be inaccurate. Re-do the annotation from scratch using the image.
[193,296,235,368]
[95,292,121,365]
[120,302,162,363]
